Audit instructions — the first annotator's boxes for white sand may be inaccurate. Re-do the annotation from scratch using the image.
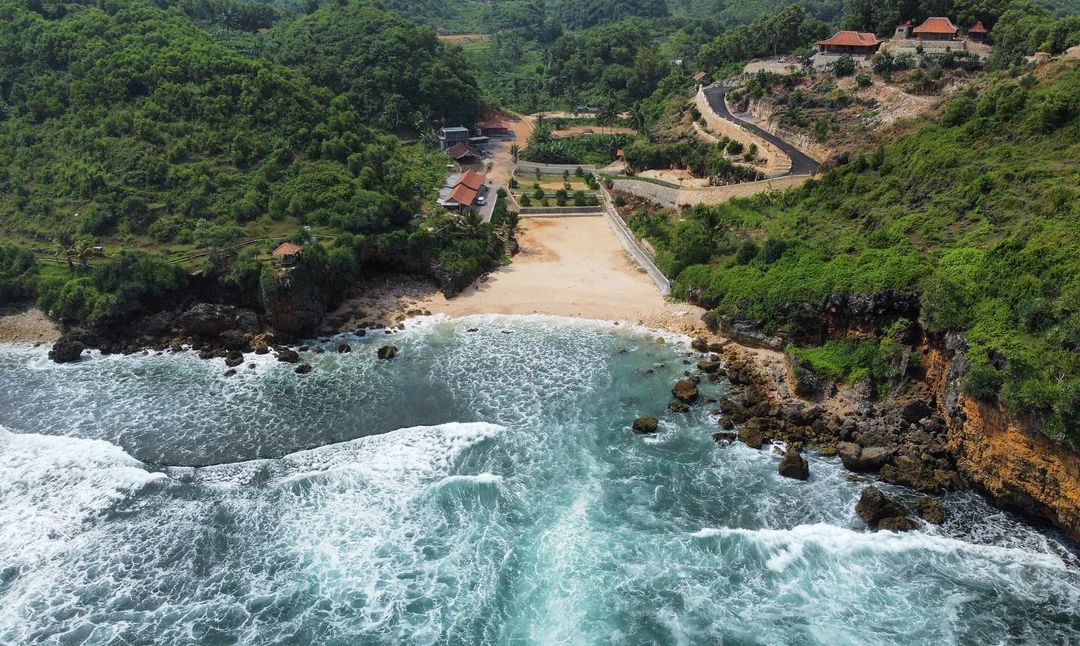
[0,307,60,344]
[419,217,710,335]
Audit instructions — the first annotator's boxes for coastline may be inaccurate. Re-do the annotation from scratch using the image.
[0,307,60,345]
[324,217,713,340]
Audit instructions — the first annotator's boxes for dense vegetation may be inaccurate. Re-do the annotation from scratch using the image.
[0,0,505,326]
[269,1,481,130]
[630,63,1080,442]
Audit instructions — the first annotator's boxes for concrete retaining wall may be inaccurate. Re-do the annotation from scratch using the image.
[612,174,811,208]
[515,161,599,175]
[598,185,671,295]
[518,206,604,217]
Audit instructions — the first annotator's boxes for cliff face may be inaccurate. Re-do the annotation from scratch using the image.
[925,344,1080,542]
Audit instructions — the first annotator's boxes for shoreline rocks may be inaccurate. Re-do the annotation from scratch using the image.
[778,448,809,480]
[377,345,397,360]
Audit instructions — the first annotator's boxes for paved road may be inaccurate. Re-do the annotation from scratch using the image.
[702,85,821,177]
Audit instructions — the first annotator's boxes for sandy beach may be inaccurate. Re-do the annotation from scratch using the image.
[329,216,711,338]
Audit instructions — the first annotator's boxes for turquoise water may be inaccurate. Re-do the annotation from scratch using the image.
[0,316,1078,644]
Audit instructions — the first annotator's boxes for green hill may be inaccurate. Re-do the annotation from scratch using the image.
[629,62,1080,442]
[0,0,503,326]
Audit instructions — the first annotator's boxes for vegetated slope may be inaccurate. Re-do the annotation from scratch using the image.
[630,62,1080,442]
[268,0,481,130]
[0,0,503,327]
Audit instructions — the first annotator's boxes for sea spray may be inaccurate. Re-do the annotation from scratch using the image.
[0,317,1077,644]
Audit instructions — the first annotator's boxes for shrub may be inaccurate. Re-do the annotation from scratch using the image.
[833,55,856,77]
[964,365,1004,402]
[856,74,872,88]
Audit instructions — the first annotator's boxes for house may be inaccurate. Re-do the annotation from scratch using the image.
[815,31,882,56]
[272,242,302,267]
[438,126,471,150]
[692,71,713,86]
[445,142,482,165]
[968,21,989,42]
[480,117,513,136]
[437,169,488,210]
[912,17,959,41]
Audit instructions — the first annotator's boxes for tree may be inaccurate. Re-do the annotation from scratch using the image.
[834,55,856,77]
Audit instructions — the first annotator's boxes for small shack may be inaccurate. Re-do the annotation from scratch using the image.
[446,143,482,165]
[692,71,713,86]
[968,21,989,42]
[272,242,302,267]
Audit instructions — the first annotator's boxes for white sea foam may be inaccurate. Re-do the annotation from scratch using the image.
[435,473,504,486]
[0,425,164,566]
[690,523,1067,571]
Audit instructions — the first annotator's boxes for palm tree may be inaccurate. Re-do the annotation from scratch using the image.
[629,103,647,135]
[510,143,520,163]
[595,103,617,135]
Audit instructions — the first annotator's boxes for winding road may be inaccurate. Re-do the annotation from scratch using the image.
[702,85,821,177]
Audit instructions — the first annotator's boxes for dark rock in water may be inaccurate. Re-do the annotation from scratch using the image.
[778,449,809,480]
[356,329,367,337]
[198,349,214,360]
[878,516,916,532]
[294,363,313,375]
[855,486,907,527]
[224,352,244,368]
[697,360,721,374]
[377,345,398,360]
[337,342,351,353]
[466,328,478,333]
[668,400,690,413]
[915,497,946,524]
[277,349,300,363]
[900,400,934,424]
[314,346,324,354]
[717,416,735,430]
[738,418,770,449]
[672,379,699,404]
[631,417,659,435]
[712,432,737,446]
[691,337,709,353]
[224,369,237,378]
[48,337,85,363]
[298,345,310,352]
[839,443,892,472]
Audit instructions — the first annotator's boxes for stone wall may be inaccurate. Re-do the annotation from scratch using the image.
[612,175,811,208]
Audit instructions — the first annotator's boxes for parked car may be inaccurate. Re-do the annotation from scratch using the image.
[476,196,486,206]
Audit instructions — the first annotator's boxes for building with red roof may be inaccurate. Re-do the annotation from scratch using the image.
[912,17,959,41]
[437,170,488,210]
[816,31,882,56]
[445,143,481,164]
[272,242,302,267]
[968,20,989,42]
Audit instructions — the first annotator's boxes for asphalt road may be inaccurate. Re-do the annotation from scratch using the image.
[702,85,821,177]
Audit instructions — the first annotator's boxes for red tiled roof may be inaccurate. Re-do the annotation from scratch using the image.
[913,17,959,35]
[458,169,485,190]
[817,31,881,48]
[447,184,478,206]
[445,143,478,159]
[969,21,988,33]
[272,242,301,257]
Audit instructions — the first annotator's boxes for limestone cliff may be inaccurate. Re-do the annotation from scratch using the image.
[923,345,1080,542]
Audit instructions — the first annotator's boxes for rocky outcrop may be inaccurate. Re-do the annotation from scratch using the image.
[778,448,809,480]
[632,417,659,435]
[855,486,908,528]
[377,345,398,360]
[178,303,259,338]
[915,496,945,524]
[672,379,699,404]
[48,336,85,363]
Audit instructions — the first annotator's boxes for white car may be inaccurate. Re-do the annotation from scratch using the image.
[476,196,486,206]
